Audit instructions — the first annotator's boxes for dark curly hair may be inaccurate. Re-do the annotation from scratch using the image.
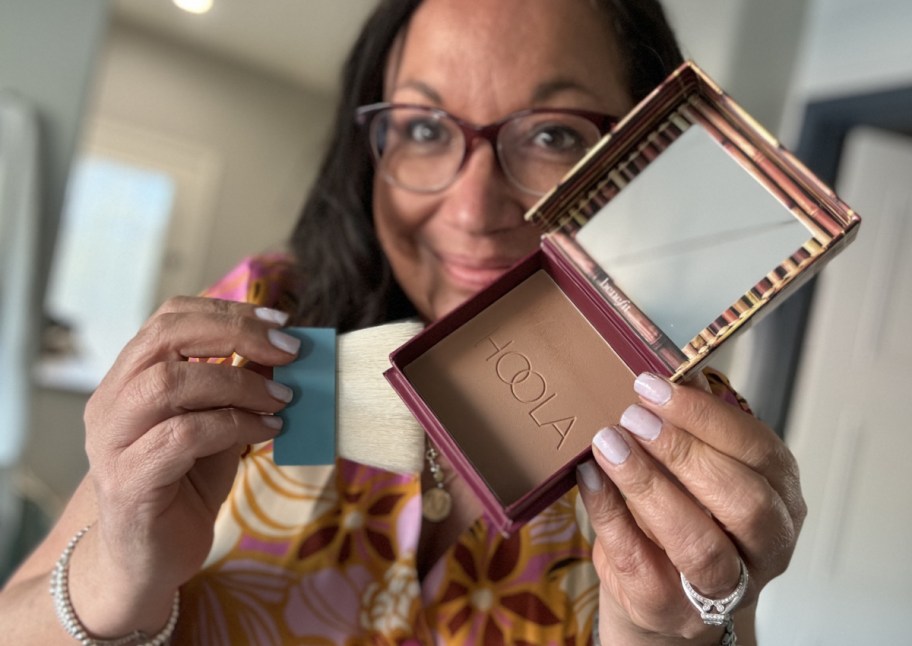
[289,0,683,332]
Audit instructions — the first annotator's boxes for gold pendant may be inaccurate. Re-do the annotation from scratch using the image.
[422,487,453,522]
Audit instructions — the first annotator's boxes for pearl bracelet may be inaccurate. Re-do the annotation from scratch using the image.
[49,524,180,646]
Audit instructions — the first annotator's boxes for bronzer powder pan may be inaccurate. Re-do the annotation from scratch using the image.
[403,270,636,506]
[385,62,861,533]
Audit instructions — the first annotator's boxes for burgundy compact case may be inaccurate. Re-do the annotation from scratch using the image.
[384,61,861,533]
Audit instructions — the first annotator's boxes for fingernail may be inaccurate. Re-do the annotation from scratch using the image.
[593,426,630,465]
[634,372,672,405]
[268,328,301,355]
[621,404,662,441]
[266,379,293,403]
[255,307,290,326]
[262,415,284,430]
[577,460,604,491]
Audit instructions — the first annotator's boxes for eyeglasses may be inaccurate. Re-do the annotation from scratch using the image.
[355,102,618,196]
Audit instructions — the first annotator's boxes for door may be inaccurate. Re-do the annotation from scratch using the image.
[756,126,912,643]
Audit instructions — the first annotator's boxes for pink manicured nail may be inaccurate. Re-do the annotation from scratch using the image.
[634,372,672,405]
[577,460,604,491]
[267,328,301,355]
[593,426,630,465]
[621,404,662,441]
[266,379,294,403]
[262,415,284,430]
[255,307,290,326]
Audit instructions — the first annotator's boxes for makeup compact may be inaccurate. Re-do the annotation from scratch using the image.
[383,61,861,533]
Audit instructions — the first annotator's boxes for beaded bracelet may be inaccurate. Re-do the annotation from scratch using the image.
[49,524,180,646]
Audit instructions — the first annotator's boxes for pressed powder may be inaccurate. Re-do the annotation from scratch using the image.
[404,270,637,505]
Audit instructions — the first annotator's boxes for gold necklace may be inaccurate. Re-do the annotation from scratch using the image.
[422,441,453,522]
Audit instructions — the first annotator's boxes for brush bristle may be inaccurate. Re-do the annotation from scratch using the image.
[337,319,426,474]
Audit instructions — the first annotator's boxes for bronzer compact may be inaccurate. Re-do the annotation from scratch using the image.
[383,62,861,533]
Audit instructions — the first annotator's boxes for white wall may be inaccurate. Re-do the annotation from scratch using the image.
[0,0,108,302]
[795,0,912,99]
[665,0,809,135]
[93,20,336,290]
[663,1,744,85]
[782,0,912,142]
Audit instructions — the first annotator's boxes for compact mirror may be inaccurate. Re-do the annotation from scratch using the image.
[532,62,861,380]
[575,125,810,348]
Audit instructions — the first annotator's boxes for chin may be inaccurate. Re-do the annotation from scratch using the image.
[428,289,478,322]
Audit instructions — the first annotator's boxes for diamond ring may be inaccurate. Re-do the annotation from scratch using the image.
[680,557,749,626]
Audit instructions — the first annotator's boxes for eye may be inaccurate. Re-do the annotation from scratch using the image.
[402,117,450,145]
[527,123,588,153]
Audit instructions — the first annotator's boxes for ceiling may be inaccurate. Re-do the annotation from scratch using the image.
[111,0,378,95]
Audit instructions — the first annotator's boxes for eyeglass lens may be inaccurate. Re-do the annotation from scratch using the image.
[370,106,604,195]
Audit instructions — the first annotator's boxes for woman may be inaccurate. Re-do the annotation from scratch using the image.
[0,0,805,643]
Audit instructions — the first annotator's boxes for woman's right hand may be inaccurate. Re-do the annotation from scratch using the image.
[75,297,301,635]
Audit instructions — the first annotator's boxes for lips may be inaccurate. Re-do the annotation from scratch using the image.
[439,254,520,291]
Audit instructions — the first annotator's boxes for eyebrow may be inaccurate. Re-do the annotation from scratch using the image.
[531,78,598,103]
[391,77,599,108]
[391,80,443,105]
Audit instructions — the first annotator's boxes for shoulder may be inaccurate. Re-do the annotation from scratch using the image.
[201,252,299,311]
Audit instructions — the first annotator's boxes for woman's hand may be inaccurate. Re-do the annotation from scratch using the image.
[75,297,301,635]
[576,371,806,645]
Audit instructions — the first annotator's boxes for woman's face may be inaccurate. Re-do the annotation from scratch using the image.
[373,0,635,322]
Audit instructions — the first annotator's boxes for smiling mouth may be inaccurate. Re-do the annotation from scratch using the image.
[442,257,517,291]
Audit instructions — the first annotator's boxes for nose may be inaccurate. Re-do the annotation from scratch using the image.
[437,141,527,234]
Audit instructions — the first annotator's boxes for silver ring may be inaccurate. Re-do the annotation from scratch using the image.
[680,557,749,626]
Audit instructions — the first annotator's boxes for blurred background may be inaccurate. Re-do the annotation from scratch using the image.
[1,0,910,642]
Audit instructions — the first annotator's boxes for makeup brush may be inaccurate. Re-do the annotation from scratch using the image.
[337,318,427,473]
[272,319,427,474]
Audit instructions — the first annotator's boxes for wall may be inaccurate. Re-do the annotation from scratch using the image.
[92,20,336,289]
[782,0,912,141]
[664,0,809,134]
[794,0,912,99]
[0,0,108,308]
[662,1,743,85]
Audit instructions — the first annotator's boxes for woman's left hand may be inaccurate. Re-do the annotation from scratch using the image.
[576,371,806,645]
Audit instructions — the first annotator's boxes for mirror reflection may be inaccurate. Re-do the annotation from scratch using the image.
[576,125,810,348]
